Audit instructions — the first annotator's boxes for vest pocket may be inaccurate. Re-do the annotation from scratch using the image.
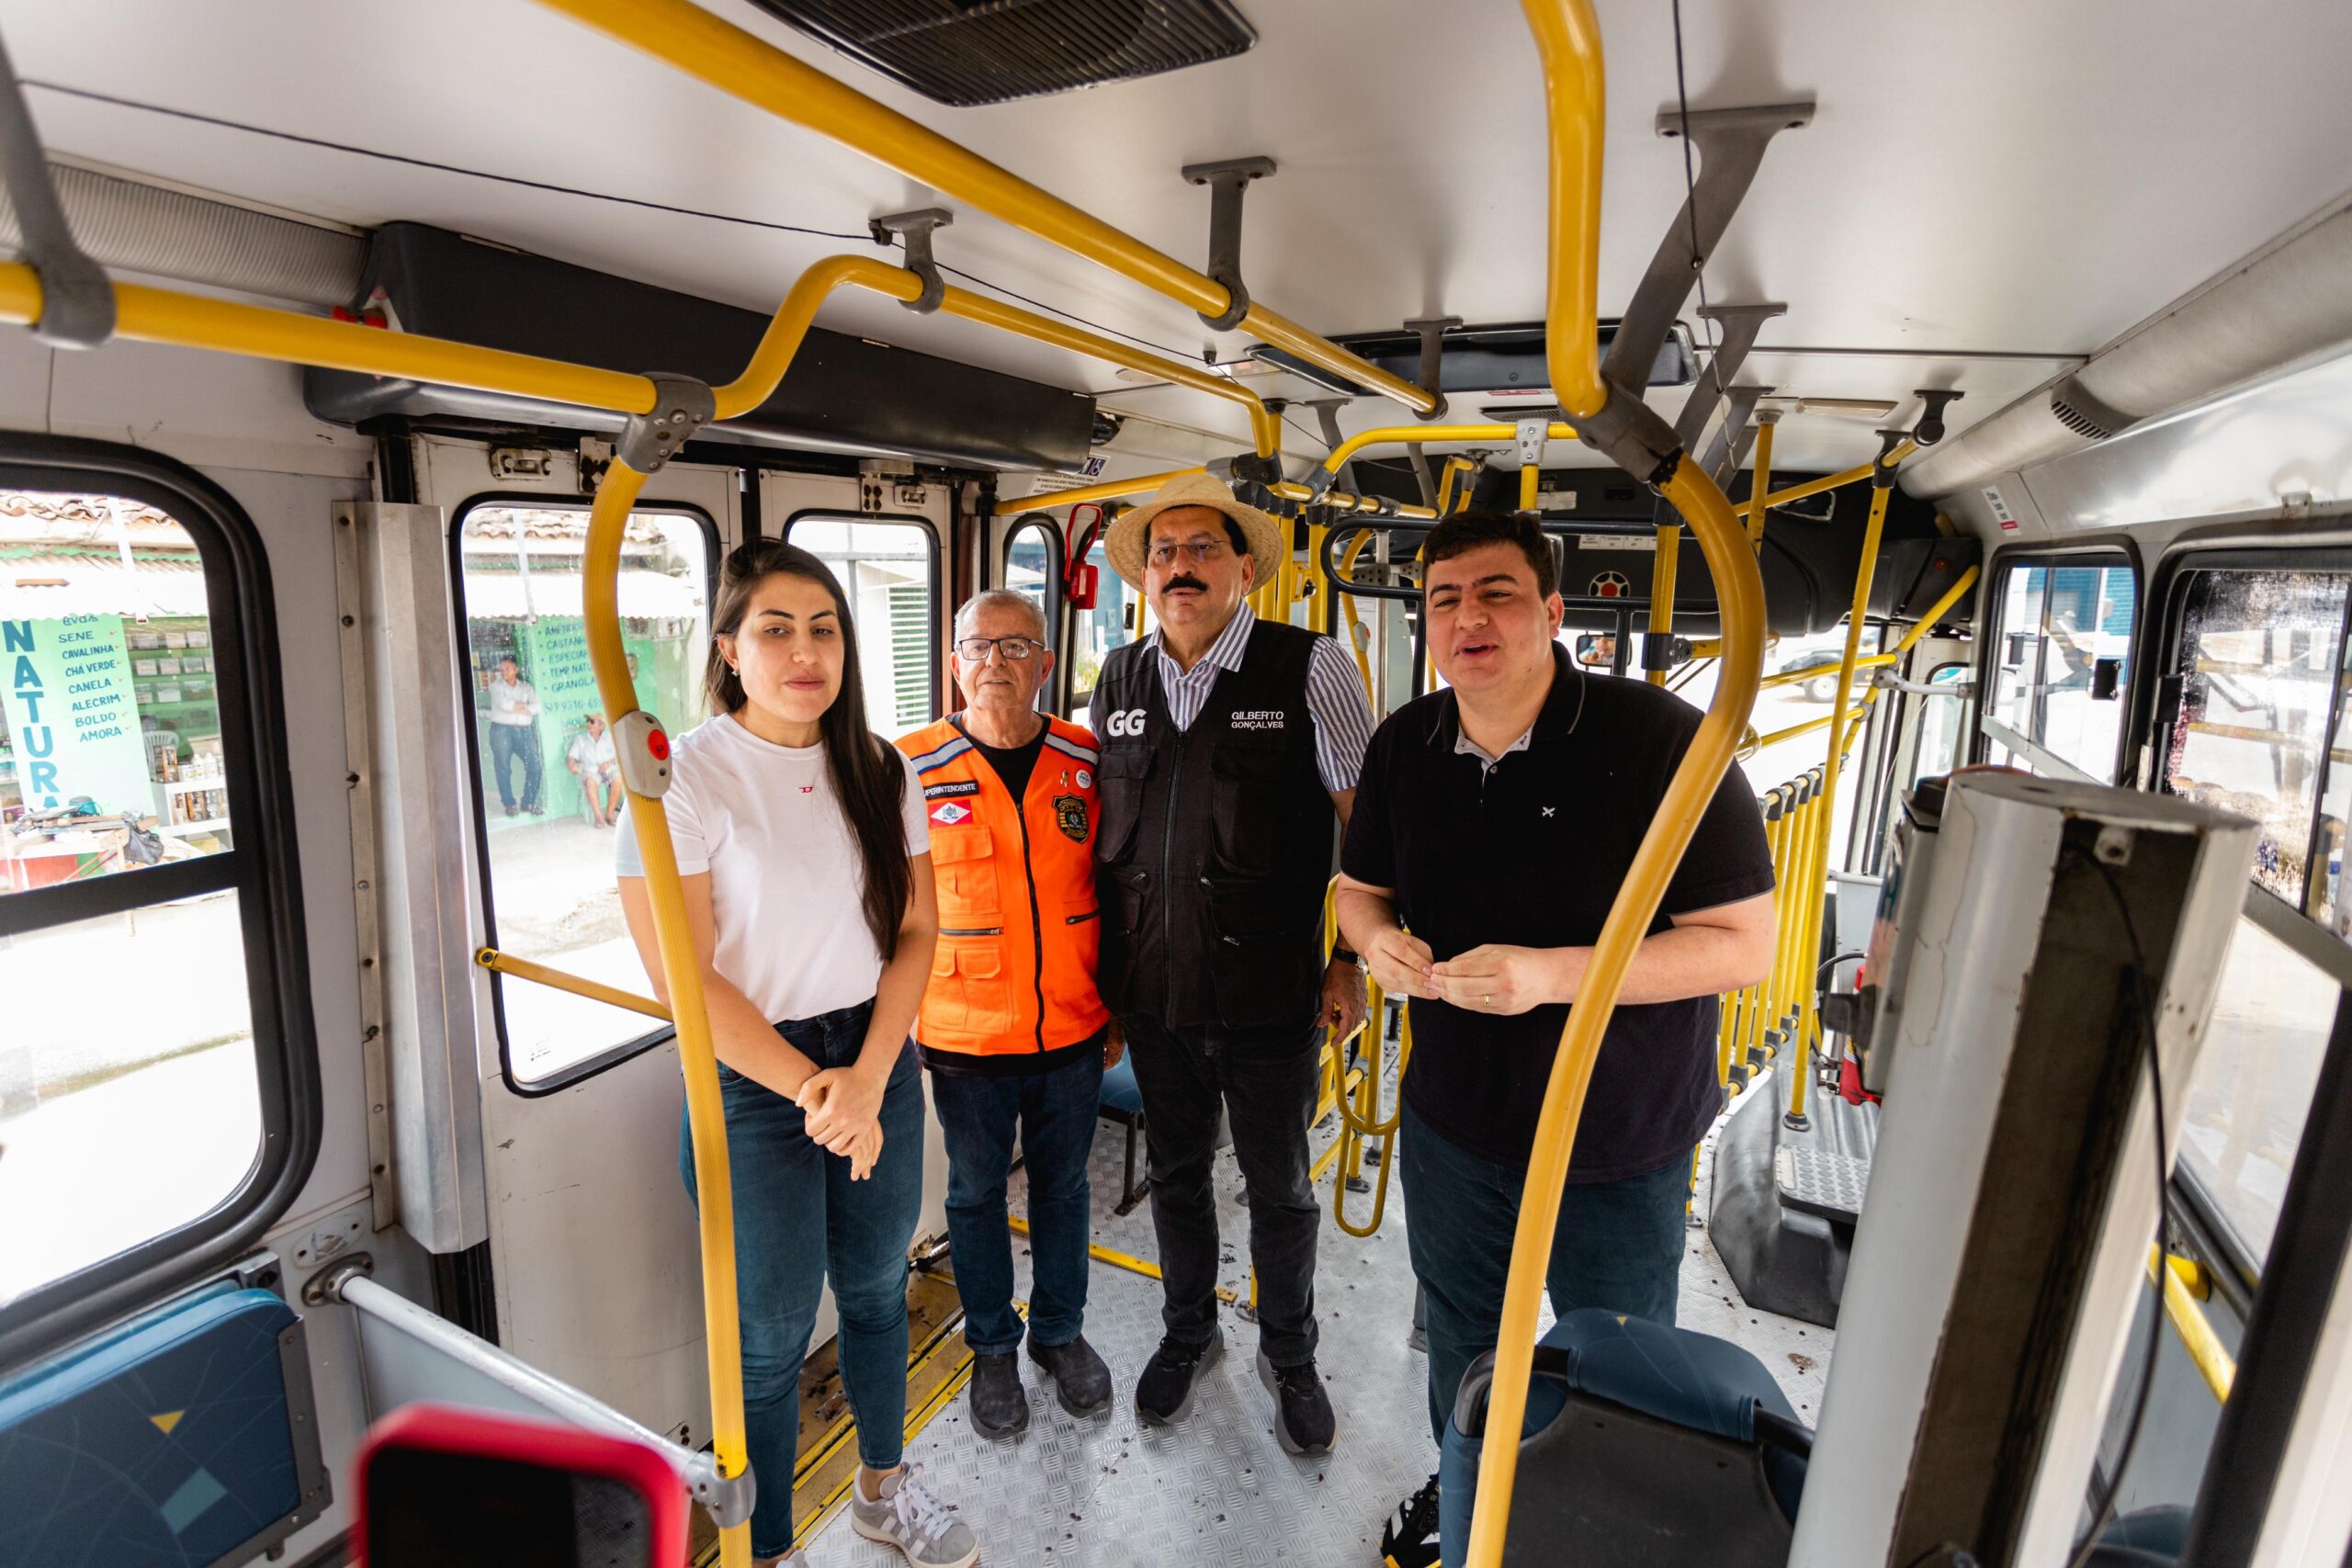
[1093,749,1150,864]
[928,823,1001,920]
[1201,875,1321,1029]
[1208,744,1295,875]
[928,940,1018,1041]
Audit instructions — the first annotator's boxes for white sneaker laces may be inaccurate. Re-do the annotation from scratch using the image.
[890,1464,956,1545]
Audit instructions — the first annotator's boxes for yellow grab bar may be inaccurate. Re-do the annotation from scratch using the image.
[2148,1247,2236,1403]
[1321,423,1579,477]
[530,0,1435,415]
[992,468,1202,516]
[1522,0,1607,418]
[584,466,752,1568]
[1646,522,1680,687]
[1735,442,1918,520]
[477,946,671,1021]
[1747,418,1775,549]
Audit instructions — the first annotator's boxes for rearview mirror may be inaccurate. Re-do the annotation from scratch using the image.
[1573,633,1618,670]
[2090,656,2123,701]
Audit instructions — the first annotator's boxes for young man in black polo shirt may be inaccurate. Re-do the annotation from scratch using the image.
[1336,510,1776,1566]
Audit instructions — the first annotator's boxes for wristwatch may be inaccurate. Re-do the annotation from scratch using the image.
[1330,943,1364,969]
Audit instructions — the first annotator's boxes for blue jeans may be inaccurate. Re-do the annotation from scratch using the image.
[1400,1099,1689,1450]
[930,1050,1105,1354]
[487,721,542,811]
[679,999,925,1561]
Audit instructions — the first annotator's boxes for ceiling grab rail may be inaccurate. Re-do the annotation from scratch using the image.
[527,0,1439,417]
[1460,2,1770,1564]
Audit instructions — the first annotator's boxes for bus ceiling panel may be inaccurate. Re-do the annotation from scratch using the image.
[13,1,2352,417]
[299,224,1093,474]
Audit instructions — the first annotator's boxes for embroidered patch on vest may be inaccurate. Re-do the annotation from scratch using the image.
[924,780,980,799]
[1230,708,1287,731]
[931,801,972,826]
[1055,794,1089,842]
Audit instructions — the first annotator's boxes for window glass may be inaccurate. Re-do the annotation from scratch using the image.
[1984,558,2133,783]
[457,503,711,1087]
[1,485,268,1309]
[1069,536,1140,717]
[1914,663,1971,783]
[2176,915,2337,1263]
[786,517,937,735]
[1003,521,1058,645]
[2164,570,2346,905]
[2,495,233,885]
[2306,618,2352,933]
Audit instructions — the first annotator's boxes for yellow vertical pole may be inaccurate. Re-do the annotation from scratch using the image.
[1646,523,1680,686]
[1747,414,1777,550]
[1788,473,1894,1125]
[583,467,752,1568]
[1520,464,1541,512]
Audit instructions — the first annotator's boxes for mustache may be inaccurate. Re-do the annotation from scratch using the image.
[1163,574,1209,594]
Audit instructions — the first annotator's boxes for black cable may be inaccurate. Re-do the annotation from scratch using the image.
[24,76,1218,380]
[1668,0,1728,416]
[2065,850,2173,1568]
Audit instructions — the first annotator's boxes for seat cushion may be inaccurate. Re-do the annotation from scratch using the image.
[1099,1055,1146,1119]
[0,1285,310,1567]
[1542,1307,1801,1440]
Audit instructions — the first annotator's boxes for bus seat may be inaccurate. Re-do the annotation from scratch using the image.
[0,1282,327,1567]
[1440,1307,1807,1568]
[1098,1055,1149,1213]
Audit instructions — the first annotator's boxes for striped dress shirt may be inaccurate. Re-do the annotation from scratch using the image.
[1136,604,1376,792]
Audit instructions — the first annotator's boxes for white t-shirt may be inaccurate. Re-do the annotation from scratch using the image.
[614,713,930,1023]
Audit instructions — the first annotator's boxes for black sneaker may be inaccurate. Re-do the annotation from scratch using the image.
[966,1348,1027,1439]
[1027,1334,1113,1417]
[1255,1350,1336,1455]
[1381,1472,1441,1568]
[1135,1332,1221,1426]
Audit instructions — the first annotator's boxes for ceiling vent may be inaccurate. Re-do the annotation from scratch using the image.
[2047,375,2140,443]
[744,0,1257,108]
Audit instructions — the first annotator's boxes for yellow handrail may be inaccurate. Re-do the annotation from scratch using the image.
[529,0,1438,416]
[1321,422,1580,477]
[1735,443,1918,520]
[477,946,671,1021]
[2148,1246,2236,1403]
[992,468,1203,516]
[1756,651,1898,691]
[1647,522,1680,687]
[1747,419,1776,549]
[1464,11,1766,1562]
[585,465,753,1568]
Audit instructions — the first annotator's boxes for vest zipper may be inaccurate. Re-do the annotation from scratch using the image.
[1160,724,1188,1003]
[1016,768,1047,1054]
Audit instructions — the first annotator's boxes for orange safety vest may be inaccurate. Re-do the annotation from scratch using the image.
[897,715,1112,1060]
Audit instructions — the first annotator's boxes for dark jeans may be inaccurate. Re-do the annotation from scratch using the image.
[931,1050,1105,1354]
[1123,1012,1321,1367]
[679,998,924,1562]
[487,721,542,811]
[1400,1099,1689,1448]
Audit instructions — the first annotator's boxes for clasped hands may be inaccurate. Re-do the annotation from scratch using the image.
[1362,927,1574,1016]
[796,1063,888,1179]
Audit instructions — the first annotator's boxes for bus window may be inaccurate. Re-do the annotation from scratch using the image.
[1068,535,1139,719]
[454,502,714,1089]
[784,515,939,735]
[2175,914,2337,1267]
[1002,517,1062,653]
[1983,556,2135,783]
[0,474,301,1317]
[2163,568,2346,907]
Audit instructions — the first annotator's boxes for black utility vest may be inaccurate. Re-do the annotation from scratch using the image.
[1093,619,1334,1031]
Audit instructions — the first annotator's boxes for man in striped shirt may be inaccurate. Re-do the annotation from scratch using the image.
[1087,471,1374,1457]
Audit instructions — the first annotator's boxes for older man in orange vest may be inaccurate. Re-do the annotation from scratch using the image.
[898,587,1119,1440]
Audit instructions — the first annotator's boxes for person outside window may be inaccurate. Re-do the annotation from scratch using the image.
[1334,510,1778,1568]
[896,589,1119,1439]
[565,710,624,827]
[486,653,544,817]
[1089,471,1374,1456]
[616,539,977,1568]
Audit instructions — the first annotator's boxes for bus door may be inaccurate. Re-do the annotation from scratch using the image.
[412,434,744,1445]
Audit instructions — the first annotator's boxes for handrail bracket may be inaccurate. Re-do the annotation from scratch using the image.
[870,207,954,313]
[0,31,114,348]
[1182,155,1276,333]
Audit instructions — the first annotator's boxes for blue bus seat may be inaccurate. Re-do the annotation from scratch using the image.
[1098,1055,1149,1213]
[0,1283,327,1567]
[1440,1308,1808,1568]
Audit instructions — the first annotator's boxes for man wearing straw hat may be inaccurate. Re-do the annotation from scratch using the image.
[1089,471,1374,1457]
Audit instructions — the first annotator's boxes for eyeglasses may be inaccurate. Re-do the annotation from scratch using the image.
[955,635,1043,662]
[1146,536,1229,570]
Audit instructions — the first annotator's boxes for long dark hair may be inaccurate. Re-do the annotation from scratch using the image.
[706,539,912,962]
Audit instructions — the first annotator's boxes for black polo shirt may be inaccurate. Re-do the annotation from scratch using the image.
[1340,644,1775,1178]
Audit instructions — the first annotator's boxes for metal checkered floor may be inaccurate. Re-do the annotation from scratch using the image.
[806,1058,1833,1566]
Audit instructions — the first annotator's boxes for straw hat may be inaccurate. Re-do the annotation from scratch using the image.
[1103,471,1285,591]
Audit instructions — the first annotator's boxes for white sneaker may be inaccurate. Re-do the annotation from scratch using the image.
[847,1463,978,1568]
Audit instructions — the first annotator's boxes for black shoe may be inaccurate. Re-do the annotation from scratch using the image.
[1027,1334,1113,1417]
[1135,1332,1221,1426]
[966,1348,1027,1439]
[1380,1472,1441,1568]
[1256,1350,1336,1455]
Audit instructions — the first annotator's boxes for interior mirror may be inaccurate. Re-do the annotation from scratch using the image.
[356,1404,686,1568]
[1572,633,1618,669]
[2090,656,2123,702]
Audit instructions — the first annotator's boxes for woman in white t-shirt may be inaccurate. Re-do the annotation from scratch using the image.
[616,540,975,1568]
